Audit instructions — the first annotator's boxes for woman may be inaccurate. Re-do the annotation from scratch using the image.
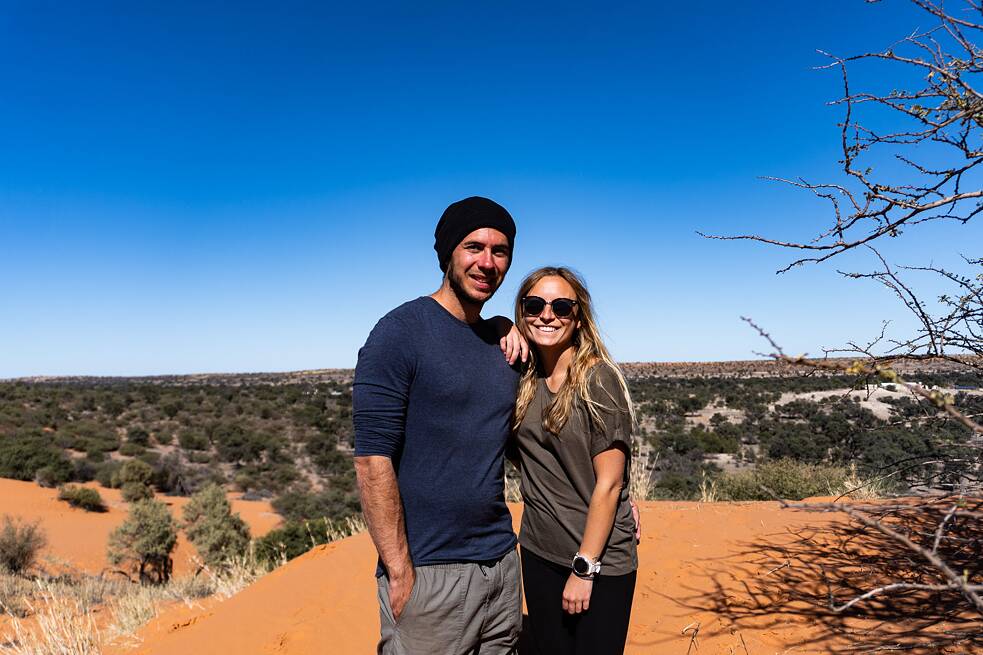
[511,266,638,654]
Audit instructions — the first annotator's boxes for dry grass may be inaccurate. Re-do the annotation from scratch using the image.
[190,543,280,600]
[104,585,160,646]
[699,471,719,503]
[0,545,294,653]
[630,440,657,501]
[835,463,891,500]
[504,474,522,503]
[323,515,366,542]
[3,581,100,655]
[0,572,33,618]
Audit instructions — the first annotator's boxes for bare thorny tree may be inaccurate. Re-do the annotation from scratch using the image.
[703,0,983,649]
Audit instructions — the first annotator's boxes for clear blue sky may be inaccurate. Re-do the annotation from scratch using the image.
[2,1,977,377]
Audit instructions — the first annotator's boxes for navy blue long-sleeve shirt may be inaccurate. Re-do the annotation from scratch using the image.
[353,296,519,570]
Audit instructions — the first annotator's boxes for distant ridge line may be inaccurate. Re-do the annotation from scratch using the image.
[4,357,979,385]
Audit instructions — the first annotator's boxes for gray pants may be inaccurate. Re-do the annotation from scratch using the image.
[376,549,522,655]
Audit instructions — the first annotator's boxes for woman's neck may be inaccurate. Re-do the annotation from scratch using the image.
[539,344,576,393]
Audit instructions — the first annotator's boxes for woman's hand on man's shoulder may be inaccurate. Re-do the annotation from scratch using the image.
[491,316,529,365]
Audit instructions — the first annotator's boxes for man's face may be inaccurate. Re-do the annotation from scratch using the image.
[446,227,511,306]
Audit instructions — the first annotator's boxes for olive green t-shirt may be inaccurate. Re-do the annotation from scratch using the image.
[515,363,638,576]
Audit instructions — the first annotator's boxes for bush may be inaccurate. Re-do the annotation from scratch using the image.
[116,459,155,502]
[648,451,714,500]
[691,427,740,454]
[272,488,361,523]
[718,459,850,501]
[57,485,107,512]
[107,499,177,583]
[254,521,316,563]
[95,460,123,488]
[126,427,151,447]
[178,430,209,451]
[0,516,46,574]
[118,442,146,457]
[72,458,97,482]
[254,515,363,565]
[0,433,72,482]
[188,451,213,464]
[183,484,250,568]
[138,450,161,467]
[153,453,191,495]
[34,459,74,488]
[66,421,119,453]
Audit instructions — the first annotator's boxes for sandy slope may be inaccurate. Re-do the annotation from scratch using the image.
[116,501,884,655]
[0,478,280,576]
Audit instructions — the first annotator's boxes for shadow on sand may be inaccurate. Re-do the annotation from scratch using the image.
[675,500,983,654]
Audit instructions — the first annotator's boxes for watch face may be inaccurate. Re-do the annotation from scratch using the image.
[573,557,589,575]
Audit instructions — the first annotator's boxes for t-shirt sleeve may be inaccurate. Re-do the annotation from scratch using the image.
[352,314,415,458]
[587,364,633,458]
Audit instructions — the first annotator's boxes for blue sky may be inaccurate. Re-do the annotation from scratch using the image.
[2,1,978,376]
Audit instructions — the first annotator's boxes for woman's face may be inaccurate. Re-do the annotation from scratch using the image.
[521,275,581,353]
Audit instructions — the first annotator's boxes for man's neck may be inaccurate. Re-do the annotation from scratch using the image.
[431,283,484,324]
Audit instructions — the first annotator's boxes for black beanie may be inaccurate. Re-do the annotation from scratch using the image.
[434,196,516,272]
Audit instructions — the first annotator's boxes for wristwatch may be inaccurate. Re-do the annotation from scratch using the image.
[571,552,601,579]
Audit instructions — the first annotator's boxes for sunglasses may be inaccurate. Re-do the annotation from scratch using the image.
[521,295,579,318]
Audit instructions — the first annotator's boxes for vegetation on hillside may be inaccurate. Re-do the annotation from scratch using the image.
[1,367,979,517]
[0,378,359,529]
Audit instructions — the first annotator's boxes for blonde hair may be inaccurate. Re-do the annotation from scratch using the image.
[513,266,635,435]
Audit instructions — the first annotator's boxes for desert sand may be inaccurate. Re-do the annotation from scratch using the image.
[114,501,913,655]
[2,481,969,654]
[0,478,280,576]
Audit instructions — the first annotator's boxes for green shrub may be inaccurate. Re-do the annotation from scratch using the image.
[138,450,161,467]
[153,453,192,495]
[119,442,146,457]
[95,460,123,488]
[107,499,177,583]
[126,427,151,447]
[72,458,97,482]
[254,515,363,565]
[178,430,209,450]
[210,423,266,464]
[718,459,850,501]
[254,521,315,563]
[0,516,46,575]
[34,458,74,488]
[0,433,72,482]
[691,427,740,454]
[85,449,107,464]
[188,451,213,464]
[66,421,119,453]
[162,400,184,419]
[116,459,155,502]
[182,484,250,568]
[232,459,300,496]
[272,489,360,523]
[57,485,107,512]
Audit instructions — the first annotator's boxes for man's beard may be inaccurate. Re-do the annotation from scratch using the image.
[447,265,498,309]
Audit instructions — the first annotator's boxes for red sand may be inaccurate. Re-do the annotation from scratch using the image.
[0,478,281,576]
[118,501,867,655]
[4,481,966,654]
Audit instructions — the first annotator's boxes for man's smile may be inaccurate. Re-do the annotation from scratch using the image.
[470,274,494,289]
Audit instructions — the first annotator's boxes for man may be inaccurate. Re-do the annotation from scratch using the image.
[353,196,523,654]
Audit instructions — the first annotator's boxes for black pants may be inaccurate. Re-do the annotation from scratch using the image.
[520,547,636,655]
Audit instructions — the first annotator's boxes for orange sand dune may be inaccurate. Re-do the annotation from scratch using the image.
[0,478,281,576]
[117,501,926,655]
